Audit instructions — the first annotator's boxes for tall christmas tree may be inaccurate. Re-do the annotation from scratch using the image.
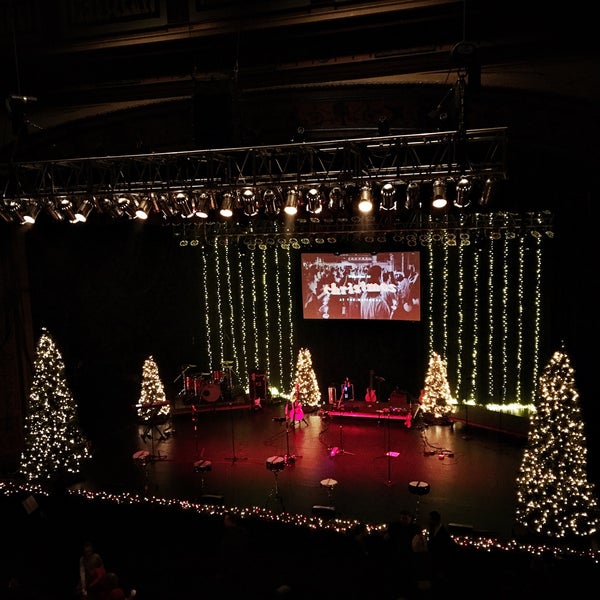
[290,347,321,407]
[137,355,171,422]
[19,328,91,483]
[420,351,456,421]
[514,348,600,541]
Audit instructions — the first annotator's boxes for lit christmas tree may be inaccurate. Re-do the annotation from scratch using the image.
[514,348,600,541]
[137,355,171,422]
[420,351,456,421]
[19,328,91,483]
[290,347,322,408]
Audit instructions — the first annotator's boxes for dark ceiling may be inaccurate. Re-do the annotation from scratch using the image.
[0,0,597,143]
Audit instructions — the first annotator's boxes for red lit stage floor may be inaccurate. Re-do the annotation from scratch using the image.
[75,399,528,540]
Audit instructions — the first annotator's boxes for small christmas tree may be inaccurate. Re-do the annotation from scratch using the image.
[137,355,170,422]
[290,348,321,408]
[514,348,600,541]
[19,328,91,484]
[420,351,456,421]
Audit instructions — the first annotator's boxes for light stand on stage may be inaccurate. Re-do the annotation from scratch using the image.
[225,402,247,464]
[330,424,354,457]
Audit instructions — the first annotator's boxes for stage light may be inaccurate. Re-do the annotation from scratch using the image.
[174,191,194,218]
[241,187,259,217]
[379,182,397,211]
[454,175,472,208]
[220,192,234,218]
[193,192,210,219]
[480,177,495,207]
[74,197,95,222]
[432,179,447,209]
[405,181,420,210]
[357,185,373,213]
[134,197,150,220]
[263,188,281,216]
[3,198,40,224]
[50,195,78,222]
[305,186,323,214]
[284,188,299,216]
[327,186,345,212]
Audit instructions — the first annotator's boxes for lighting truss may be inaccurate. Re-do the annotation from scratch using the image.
[1,127,508,226]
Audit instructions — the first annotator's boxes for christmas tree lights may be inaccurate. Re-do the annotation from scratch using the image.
[19,328,91,483]
[137,355,170,421]
[514,348,600,541]
[420,351,456,421]
[290,348,321,407]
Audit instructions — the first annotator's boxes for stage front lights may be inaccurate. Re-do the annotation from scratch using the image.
[174,191,194,218]
[134,198,150,220]
[194,192,210,219]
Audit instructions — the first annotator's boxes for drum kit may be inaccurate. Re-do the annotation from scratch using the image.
[181,365,233,404]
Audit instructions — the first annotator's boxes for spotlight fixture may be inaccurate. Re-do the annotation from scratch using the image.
[432,179,447,209]
[379,182,397,211]
[174,191,194,218]
[305,186,323,214]
[454,175,472,208]
[263,188,281,216]
[241,187,259,217]
[194,192,211,219]
[328,186,345,212]
[357,184,373,214]
[480,177,495,207]
[134,197,151,220]
[405,181,420,210]
[284,187,299,216]
[50,195,78,222]
[220,192,235,218]
[74,197,95,222]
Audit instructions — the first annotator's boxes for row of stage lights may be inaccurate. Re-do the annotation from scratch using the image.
[0,176,499,226]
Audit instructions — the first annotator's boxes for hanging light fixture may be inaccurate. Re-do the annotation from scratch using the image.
[194,192,211,219]
[73,197,95,222]
[305,186,323,214]
[454,175,472,208]
[240,187,259,217]
[262,188,281,216]
[405,181,420,210]
[174,191,194,218]
[379,182,397,211]
[134,197,151,220]
[220,192,234,218]
[327,185,345,212]
[480,177,495,207]
[283,187,299,216]
[432,179,448,209]
[357,184,373,214]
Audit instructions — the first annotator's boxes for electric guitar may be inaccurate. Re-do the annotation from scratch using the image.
[365,369,377,402]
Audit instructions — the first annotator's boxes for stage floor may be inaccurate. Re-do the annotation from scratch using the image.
[76,399,527,539]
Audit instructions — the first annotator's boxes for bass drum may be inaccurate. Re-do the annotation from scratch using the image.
[198,382,221,403]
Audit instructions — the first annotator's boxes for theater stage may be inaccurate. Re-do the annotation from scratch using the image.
[76,397,528,539]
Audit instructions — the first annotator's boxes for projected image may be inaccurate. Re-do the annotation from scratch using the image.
[301,252,421,321]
